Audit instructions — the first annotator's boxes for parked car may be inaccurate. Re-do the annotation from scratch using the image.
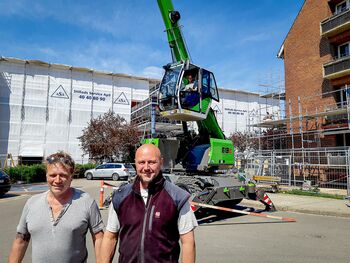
[84,163,136,181]
[0,170,11,196]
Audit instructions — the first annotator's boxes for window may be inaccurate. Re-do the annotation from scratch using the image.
[335,0,348,14]
[201,69,219,102]
[158,65,182,111]
[209,73,219,101]
[96,164,106,169]
[338,42,350,58]
[335,87,348,108]
[159,65,182,99]
[19,156,43,165]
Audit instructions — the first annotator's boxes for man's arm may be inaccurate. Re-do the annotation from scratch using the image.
[180,230,196,263]
[99,230,118,263]
[92,230,104,262]
[8,233,31,263]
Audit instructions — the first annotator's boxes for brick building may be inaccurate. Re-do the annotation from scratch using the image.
[278,0,350,148]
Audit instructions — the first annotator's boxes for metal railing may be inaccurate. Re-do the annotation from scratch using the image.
[321,8,350,36]
[241,147,350,196]
[324,55,350,78]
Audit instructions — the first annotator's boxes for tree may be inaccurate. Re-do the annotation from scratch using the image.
[79,110,139,162]
[229,131,259,153]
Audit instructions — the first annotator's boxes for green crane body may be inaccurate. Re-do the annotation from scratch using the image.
[157,0,226,141]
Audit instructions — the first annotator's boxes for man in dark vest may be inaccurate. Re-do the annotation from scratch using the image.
[100,144,197,263]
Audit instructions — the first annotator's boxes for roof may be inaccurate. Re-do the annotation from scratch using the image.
[0,56,160,85]
[218,87,260,96]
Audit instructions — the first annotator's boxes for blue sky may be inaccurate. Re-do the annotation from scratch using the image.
[0,0,304,92]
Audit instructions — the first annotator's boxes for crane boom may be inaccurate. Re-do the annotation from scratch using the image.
[157,0,189,62]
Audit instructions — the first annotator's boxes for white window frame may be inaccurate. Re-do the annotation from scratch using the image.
[338,41,350,58]
[335,0,349,15]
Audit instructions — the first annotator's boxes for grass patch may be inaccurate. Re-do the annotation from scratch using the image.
[281,189,345,200]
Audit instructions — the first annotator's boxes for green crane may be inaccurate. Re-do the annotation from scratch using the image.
[151,0,233,171]
[142,0,275,213]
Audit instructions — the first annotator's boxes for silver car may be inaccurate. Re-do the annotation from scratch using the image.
[84,163,136,181]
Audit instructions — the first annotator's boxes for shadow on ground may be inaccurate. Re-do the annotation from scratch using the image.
[0,193,20,199]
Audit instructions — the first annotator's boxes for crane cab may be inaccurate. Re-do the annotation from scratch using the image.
[158,61,219,121]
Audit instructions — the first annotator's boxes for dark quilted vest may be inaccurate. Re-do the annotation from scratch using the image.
[112,173,190,263]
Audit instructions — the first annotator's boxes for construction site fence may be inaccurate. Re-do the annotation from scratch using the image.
[240,147,350,196]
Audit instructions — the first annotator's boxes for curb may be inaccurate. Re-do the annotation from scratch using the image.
[7,190,46,196]
[240,199,350,219]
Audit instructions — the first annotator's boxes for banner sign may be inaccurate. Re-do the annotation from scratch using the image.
[74,89,111,102]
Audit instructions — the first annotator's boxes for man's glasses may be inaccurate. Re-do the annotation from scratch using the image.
[46,156,73,166]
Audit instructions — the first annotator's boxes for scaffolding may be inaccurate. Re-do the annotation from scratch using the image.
[250,87,350,150]
[130,83,182,139]
[248,70,287,151]
[245,77,350,194]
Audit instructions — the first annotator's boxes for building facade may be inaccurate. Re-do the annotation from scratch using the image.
[278,0,350,148]
[212,88,279,136]
[0,57,158,164]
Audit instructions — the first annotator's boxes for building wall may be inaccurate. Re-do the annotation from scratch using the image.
[0,59,151,163]
[281,0,350,147]
[284,0,334,119]
[212,89,279,136]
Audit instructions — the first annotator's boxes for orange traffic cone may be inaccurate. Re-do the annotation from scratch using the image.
[99,181,104,209]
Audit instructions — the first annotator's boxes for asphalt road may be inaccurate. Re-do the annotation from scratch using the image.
[1,179,349,263]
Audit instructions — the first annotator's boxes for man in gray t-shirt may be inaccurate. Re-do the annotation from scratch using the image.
[8,151,104,263]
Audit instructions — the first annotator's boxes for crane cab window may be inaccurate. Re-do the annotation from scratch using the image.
[181,70,199,91]
[158,65,182,111]
[180,69,200,110]
[202,69,219,102]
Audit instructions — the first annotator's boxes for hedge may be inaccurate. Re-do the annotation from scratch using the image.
[4,164,46,183]
[4,163,96,183]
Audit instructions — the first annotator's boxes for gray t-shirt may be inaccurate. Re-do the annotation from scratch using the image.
[17,188,104,263]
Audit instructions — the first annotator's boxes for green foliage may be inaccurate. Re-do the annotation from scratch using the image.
[74,163,96,178]
[229,131,259,153]
[282,189,345,200]
[79,110,139,162]
[5,164,46,183]
[4,163,97,182]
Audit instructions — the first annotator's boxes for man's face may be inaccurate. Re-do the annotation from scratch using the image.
[188,75,193,83]
[46,163,72,197]
[135,145,163,188]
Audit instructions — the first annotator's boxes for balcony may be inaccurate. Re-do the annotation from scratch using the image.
[321,9,350,37]
[323,55,350,79]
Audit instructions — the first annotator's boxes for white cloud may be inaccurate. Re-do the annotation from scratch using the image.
[141,66,163,79]
[239,33,270,45]
[37,47,59,58]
